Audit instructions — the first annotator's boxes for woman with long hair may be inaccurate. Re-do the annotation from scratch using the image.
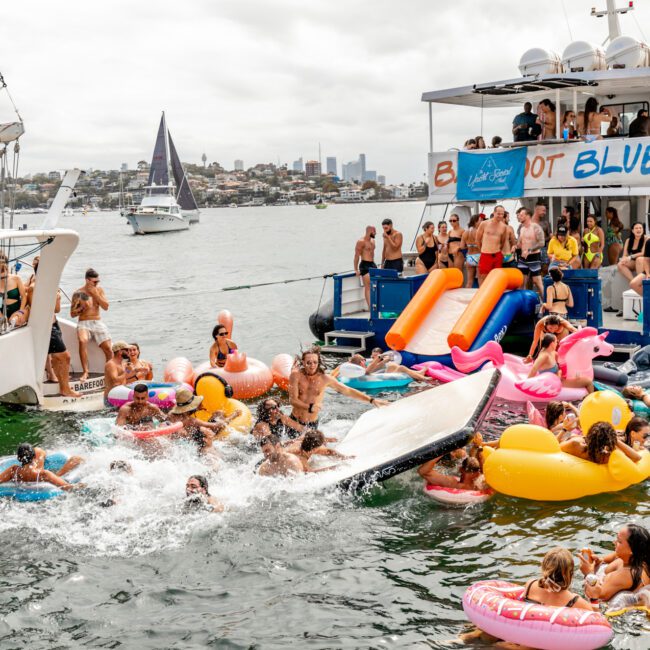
[617,221,646,283]
[436,221,450,268]
[580,97,602,139]
[460,214,481,288]
[447,214,465,272]
[0,253,27,329]
[605,206,624,265]
[209,323,238,368]
[414,221,437,274]
[582,214,605,269]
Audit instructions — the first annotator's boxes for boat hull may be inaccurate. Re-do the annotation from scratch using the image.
[126,213,190,234]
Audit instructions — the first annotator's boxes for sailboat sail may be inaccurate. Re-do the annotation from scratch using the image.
[169,131,198,211]
[147,114,169,194]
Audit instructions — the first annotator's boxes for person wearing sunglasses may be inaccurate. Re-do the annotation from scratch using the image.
[253,398,305,440]
[209,324,238,369]
[447,214,465,272]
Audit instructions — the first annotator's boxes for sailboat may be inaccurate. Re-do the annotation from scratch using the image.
[126,112,200,235]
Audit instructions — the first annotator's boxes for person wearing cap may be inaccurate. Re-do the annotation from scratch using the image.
[104,340,130,406]
[547,225,580,270]
[0,443,84,490]
[115,383,168,428]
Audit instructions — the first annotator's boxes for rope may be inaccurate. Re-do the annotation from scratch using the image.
[409,202,429,250]
[559,0,573,40]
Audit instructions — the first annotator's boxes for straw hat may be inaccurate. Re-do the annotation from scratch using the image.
[171,388,203,414]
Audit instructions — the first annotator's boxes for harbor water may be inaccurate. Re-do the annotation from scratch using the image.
[0,204,648,649]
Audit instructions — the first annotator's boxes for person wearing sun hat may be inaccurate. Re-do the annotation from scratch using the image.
[168,388,236,440]
[103,340,131,405]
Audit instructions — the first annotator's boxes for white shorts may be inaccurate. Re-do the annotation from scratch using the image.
[78,319,111,345]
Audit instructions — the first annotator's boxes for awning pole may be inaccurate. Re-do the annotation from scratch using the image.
[555,88,561,138]
[428,103,433,153]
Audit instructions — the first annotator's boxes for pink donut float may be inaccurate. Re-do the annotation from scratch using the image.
[423,483,493,505]
[115,420,183,441]
[107,382,192,410]
[463,580,612,650]
[271,353,294,391]
[194,351,273,400]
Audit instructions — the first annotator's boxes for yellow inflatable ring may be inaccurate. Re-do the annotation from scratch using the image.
[193,372,252,436]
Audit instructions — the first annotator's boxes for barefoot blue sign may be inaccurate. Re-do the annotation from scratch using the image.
[457,147,527,201]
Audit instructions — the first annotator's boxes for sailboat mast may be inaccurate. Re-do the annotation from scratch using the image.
[162,111,173,196]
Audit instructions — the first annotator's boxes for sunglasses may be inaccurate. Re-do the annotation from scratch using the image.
[217,332,227,337]
[450,219,458,223]
[266,404,279,410]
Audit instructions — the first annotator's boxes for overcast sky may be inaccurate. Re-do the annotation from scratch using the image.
[1,0,649,183]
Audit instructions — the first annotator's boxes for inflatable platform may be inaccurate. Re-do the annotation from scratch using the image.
[385,268,538,367]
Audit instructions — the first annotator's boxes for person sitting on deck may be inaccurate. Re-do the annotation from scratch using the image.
[616,222,647,288]
[547,225,580,271]
[542,268,574,317]
[629,234,650,297]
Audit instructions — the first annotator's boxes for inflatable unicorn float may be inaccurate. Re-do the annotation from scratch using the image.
[415,327,613,403]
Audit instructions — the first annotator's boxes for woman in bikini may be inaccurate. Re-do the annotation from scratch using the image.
[209,324,238,368]
[0,253,27,329]
[543,268,573,316]
[436,221,450,268]
[125,343,154,382]
[460,214,481,288]
[617,221,646,284]
[414,221,437,275]
[605,206,624,265]
[582,214,604,269]
[527,333,560,379]
[579,97,603,140]
[447,213,465,272]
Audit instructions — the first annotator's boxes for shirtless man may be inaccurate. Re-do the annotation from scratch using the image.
[354,226,377,307]
[184,475,224,512]
[0,443,84,491]
[257,435,305,477]
[289,347,388,429]
[501,212,517,268]
[381,219,403,273]
[532,202,551,271]
[115,383,167,427]
[516,206,546,295]
[476,206,508,285]
[71,268,111,381]
[104,340,129,405]
[284,429,353,471]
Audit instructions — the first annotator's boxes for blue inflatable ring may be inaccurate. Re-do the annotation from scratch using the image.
[340,372,413,391]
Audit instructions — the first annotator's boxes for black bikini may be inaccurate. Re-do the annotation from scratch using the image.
[628,236,645,257]
[418,238,437,270]
[523,580,579,607]
[448,236,462,264]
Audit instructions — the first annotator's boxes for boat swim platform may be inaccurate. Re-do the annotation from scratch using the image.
[307,369,499,492]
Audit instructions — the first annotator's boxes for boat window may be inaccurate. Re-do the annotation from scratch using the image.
[600,101,649,136]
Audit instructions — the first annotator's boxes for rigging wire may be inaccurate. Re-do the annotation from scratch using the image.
[631,11,647,42]
[559,0,574,41]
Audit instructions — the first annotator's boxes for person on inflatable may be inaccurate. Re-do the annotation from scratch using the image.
[253,398,306,441]
[622,385,650,409]
[460,547,593,645]
[545,400,581,442]
[524,314,577,363]
[622,416,650,451]
[209,324,238,369]
[116,383,169,429]
[284,430,353,471]
[418,455,485,491]
[527,333,560,378]
[0,443,84,492]
[579,524,650,603]
[364,349,428,382]
[169,388,240,440]
[561,422,642,465]
[184,475,224,513]
[125,343,153,382]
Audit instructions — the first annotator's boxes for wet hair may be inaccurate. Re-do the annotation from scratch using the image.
[540,333,556,349]
[545,315,562,327]
[585,422,618,464]
[349,354,366,367]
[625,524,650,591]
[539,547,574,592]
[460,457,480,474]
[109,460,132,473]
[622,385,641,399]
[468,214,480,229]
[212,324,228,339]
[422,221,434,231]
[191,427,208,450]
[16,443,35,466]
[549,268,563,284]
[382,218,393,226]
[187,474,209,495]
[296,346,326,375]
[624,416,649,447]
[301,430,325,452]
[257,399,280,423]
[85,268,99,280]
[545,401,565,429]
[259,434,280,448]
[133,383,148,394]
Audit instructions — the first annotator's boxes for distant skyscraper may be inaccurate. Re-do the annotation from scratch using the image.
[342,153,372,182]
[292,157,303,172]
[359,154,366,180]
[234,159,244,171]
[378,175,386,186]
[326,157,337,175]
[305,160,321,177]
[364,170,377,182]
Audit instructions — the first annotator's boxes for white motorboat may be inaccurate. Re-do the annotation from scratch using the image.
[127,112,200,234]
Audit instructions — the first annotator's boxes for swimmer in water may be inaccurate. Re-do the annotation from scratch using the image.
[168,388,239,439]
[116,383,168,428]
[417,455,486,490]
[283,429,354,471]
[257,435,304,477]
[0,443,84,491]
[184,475,224,513]
[99,460,134,507]
[355,350,428,382]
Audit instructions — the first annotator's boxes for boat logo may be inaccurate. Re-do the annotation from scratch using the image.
[466,156,514,193]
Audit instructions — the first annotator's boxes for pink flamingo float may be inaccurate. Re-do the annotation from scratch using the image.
[414,327,613,403]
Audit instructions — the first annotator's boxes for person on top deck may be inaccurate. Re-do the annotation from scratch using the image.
[209,324,237,369]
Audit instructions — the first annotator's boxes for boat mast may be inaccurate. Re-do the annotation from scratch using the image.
[591,0,634,42]
[162,111,173,196]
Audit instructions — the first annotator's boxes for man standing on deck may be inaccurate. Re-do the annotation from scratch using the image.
[354,226,377,308]
[532,202,551,272]
[476,206,508,285]
[502,212,518,268]
[288,347,388,429]
[71,268,111,381]
[512,102,538,142]
[380,219,403,273]
[516,207,546,295]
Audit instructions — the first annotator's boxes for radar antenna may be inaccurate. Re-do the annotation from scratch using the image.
[591,0,634,43]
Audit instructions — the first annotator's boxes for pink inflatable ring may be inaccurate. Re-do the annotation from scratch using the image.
[423,483,493,505]
[463,580,612,650]
[115,420,183,441]
[194,351,273,400]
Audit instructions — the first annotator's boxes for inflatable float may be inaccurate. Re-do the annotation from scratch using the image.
[463,580,613,650]
[107,381,192,410]
[271,353,293,391]
[423,483,492,505]
[115,420,183,441]
[164,357,195,386]
[0,452,81,501]
[194,352,273,400]
[605,585,650,617]
[81,417,183,444]
[416,329,613,403]
[482,423,650,501]
[193,372,252,433]
[337,361,413,392]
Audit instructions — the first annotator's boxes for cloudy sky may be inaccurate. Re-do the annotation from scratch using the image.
[1,0,648,182]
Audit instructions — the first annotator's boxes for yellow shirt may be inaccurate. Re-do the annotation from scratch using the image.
[547,236,578,262]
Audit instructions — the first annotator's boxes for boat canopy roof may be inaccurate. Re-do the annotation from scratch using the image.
[421,67,650,108]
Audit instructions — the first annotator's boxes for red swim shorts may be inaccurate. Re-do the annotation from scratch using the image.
[478,251,504,275]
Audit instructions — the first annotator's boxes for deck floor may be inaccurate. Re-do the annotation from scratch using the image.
[602,311,642,334]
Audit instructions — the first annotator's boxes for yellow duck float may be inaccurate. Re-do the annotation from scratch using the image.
[193,372,252,436]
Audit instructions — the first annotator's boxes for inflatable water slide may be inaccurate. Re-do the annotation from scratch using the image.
[386,268,538,367]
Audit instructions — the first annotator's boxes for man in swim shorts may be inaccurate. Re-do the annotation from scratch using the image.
[354,225,377,307]
[380,219,403,273]
[116,383,168,428]
[0,443,84,490]
[476,206,508,285]
[501,212,517,268]
[71,268,112,381]
[516,206,546,295]
[288,347,388,430]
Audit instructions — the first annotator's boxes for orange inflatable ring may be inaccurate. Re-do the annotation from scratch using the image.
[271,353,294,391]
[194,351,273,400]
